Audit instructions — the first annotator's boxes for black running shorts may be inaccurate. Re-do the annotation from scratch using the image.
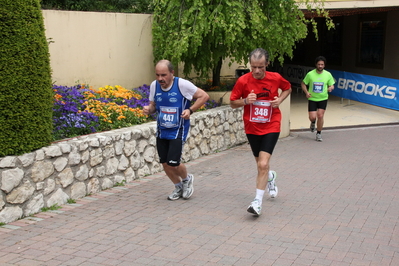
[156,138,184,166]
[308,100,328,112]
[246,132,280,157]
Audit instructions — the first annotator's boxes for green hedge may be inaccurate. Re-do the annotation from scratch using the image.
[0,0,53,157]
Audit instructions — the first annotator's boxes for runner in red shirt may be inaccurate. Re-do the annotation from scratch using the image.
[230,48,292,216]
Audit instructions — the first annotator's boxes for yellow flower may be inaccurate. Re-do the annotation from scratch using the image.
[54,94,63,101]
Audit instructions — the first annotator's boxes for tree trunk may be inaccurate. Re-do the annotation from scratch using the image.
[211,57,223,87]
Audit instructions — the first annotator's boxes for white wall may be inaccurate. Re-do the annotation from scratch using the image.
[43,10,154,89]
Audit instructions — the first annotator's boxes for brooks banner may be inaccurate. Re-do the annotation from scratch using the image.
[328,70,399,111]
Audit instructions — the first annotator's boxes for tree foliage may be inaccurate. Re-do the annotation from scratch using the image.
[152,0,332,86]
[40,0,154,13]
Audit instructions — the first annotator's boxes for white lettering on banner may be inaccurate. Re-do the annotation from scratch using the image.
[336,78,396,99]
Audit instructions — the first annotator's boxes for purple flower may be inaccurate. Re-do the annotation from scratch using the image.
[53,85,100,140]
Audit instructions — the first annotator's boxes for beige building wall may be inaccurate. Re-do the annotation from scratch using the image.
[42,10,154,89]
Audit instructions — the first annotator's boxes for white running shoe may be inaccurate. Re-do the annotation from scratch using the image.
[247,199,262,216]
[268,171,278,198]
[316,133,323,142]
[182,174,194,199]
[168,187,182,200]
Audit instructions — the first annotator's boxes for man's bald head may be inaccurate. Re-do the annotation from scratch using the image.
[156,60,174,72]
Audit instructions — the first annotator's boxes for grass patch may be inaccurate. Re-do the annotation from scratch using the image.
[67,198,76,204]
[114,180,126,187]
[41,204,61,212]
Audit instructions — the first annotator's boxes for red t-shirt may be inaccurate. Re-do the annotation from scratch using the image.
[230,71,291,135]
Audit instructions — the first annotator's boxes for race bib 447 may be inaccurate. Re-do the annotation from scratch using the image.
[159,106,179,128]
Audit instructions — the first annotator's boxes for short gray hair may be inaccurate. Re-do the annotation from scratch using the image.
[249,48,269,64]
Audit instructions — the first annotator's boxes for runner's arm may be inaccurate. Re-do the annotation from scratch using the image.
[301,82,311,98]
[143,101,156,115]
[181,88,209,119]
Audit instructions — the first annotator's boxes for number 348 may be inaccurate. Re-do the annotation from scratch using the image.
[254,108,268,116]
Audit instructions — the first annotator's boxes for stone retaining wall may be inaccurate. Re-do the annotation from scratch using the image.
[0,106,246,224]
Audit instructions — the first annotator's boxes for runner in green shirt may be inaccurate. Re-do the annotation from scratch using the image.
[301,56,335,142]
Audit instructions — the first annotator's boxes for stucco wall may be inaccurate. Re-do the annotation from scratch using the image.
[43,10,155,89]
[42,10,245,89]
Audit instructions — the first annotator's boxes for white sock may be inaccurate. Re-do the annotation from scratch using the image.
[175,182,182,189]
[255,189,265,205]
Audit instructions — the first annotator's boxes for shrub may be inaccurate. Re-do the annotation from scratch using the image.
[0,0,53,156]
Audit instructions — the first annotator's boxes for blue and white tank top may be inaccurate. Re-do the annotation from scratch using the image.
[155,77,191,141]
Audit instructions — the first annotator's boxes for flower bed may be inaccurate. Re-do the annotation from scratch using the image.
[52,84,219,141]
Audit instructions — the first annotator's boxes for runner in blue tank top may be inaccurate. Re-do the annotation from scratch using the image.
[143,60,209,200]
[154,76,191,140]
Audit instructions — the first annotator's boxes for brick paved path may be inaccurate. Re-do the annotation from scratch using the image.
[1,125,398,265]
